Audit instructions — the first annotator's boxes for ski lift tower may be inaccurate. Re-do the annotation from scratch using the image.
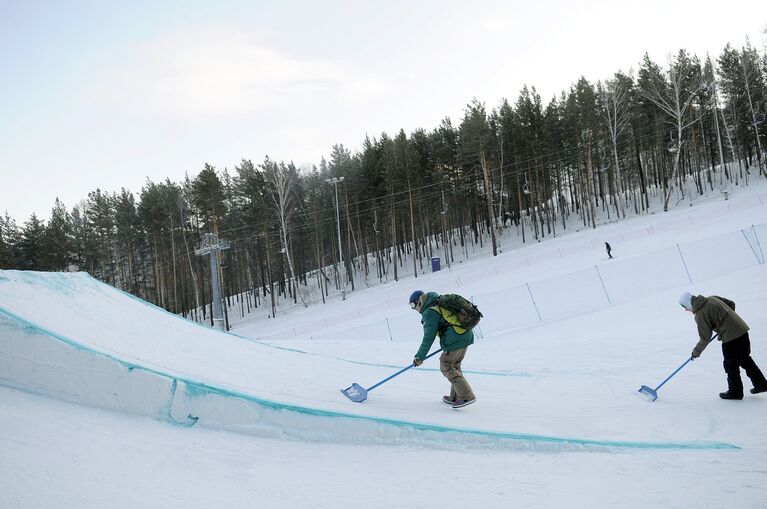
[195,233,230,330]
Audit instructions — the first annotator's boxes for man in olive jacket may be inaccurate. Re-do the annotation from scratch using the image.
[679,292,767,400]
[409,290,476,408]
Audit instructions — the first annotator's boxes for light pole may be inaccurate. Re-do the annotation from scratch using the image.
[325,176,346,298]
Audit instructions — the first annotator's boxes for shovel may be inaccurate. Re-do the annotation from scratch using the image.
[341,348,442,402]
[639,334,718,401]
[638,357,694,401]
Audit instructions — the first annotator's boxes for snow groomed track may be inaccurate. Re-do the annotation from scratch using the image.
[0,271,738,451]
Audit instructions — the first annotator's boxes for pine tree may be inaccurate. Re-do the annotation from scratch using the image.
[42,198,73,271]
[85,189,117,282]
[0,213,20,269]
[18,214,46,270]
[191,163,228,234]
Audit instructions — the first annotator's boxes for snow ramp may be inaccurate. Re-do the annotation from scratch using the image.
[0,270,736,451]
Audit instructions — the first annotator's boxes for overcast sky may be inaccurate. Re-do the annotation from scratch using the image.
[1,1,765,222]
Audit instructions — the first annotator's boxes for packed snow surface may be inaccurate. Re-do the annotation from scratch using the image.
[2,184,767,508]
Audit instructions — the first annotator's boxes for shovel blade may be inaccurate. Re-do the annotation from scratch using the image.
[341,383,368,403]
[638,385,658,401]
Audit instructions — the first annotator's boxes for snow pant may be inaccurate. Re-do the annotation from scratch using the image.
[722,333,767,396]
[440,348,475,401]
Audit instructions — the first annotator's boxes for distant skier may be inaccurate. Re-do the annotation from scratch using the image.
[409,290,476,408]
[679,292,767,400]
[605,242,613,259]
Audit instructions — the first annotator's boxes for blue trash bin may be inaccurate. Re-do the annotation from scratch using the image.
[431,256,441,272]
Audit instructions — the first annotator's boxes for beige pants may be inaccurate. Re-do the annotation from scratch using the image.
[440,348,475,401]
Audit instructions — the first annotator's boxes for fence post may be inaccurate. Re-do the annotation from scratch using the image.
[677,244,693,284]
[595,265,611,304]
[741,229,761,265]
[752,225,765,264]
[526,282,543,322]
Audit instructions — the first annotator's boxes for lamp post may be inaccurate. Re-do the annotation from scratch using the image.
[325,176,346,298]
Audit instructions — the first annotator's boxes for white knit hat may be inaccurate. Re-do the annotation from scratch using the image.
[678,292,693,311]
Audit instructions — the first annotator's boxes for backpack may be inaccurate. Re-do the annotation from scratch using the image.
[711,296,735,311]
[430,294,483,334]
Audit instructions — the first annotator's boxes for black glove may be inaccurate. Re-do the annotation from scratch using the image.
[413,357,423,367]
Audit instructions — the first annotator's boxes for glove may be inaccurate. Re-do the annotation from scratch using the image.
[413,357,423,367]
[691,350,700,359]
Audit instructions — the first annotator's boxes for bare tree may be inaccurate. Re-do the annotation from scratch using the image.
[599,75,633,217]
[738,43,765,176]
[179,196,201,320]
[264,161,307,307]
[640,52,703,210]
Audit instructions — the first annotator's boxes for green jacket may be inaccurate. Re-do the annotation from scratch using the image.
[414,292,474,360]
[691,295,750,357]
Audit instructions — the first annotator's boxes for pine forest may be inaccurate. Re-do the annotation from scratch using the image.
[2,43,766,327]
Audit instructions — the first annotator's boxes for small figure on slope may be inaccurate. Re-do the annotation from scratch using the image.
[605,242,613,259]
[679,292,767,400]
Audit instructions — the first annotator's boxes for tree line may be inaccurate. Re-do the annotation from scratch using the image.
[1,41,765,326]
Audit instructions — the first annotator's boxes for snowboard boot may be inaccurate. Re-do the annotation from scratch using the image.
[452,398,477,409]
[442,395,456,405]
[750,384,767,395]
[719,391,743,400]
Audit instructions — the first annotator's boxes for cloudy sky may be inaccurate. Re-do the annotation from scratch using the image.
[1,0,764,221]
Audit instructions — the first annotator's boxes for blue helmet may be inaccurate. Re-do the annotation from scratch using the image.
[408,290,424,305]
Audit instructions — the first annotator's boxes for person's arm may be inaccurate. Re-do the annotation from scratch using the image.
[414,309,440,360]
[692,315,714,358]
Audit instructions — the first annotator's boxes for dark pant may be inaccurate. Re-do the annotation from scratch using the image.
[722,333,767,396]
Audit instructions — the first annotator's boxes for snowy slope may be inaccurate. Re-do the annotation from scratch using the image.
[2,184,767,508]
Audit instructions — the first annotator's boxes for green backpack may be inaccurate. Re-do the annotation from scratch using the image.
[431,294,483,334]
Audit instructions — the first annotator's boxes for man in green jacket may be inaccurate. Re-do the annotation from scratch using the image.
[679,292,767,400]
[409,290,476,408]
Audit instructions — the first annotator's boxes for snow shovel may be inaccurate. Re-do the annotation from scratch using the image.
[639,334,718,401]
[341,348,442,402]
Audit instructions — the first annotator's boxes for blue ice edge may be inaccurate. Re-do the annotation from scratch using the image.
[0,305,738,451]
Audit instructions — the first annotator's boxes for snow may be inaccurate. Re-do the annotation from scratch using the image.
[2,184,767,508]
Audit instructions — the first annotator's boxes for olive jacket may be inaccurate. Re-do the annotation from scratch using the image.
[414,292,474,360]
[691,295,750,357]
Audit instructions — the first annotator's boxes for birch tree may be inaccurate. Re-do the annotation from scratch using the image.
[263,159,306,307]
[738,43,766,176]
[639,51,703,210]
[598,73,633,217]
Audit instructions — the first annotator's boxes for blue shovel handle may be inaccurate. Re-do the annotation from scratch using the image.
[639,333,720,401]
[366,348,442,392]
[654,333,719,391]
[653,357,693,392]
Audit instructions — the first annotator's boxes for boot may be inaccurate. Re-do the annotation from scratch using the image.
[750,385,767,395]
[452,398,477,408]
[442,395,456,405]
[719,391,743,400]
